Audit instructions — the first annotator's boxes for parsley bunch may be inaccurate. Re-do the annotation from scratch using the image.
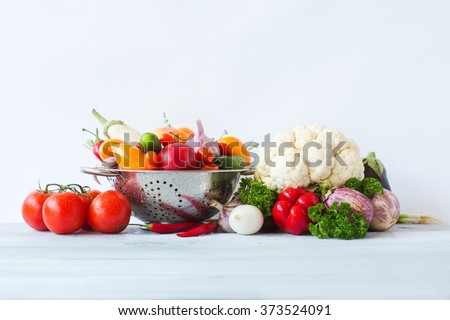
[239,178,278,218]
[344,177,384,198]
[308,202,369,240]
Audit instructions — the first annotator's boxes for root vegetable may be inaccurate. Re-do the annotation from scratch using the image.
[370,189,400,231]
[229,205,264,235]
[325,187,374,223]
[209,197,242,233]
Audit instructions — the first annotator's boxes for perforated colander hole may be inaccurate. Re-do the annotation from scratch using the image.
[179,200,182,203]
[157,187,160,190]
[174,188,178,192]
[169,184,173,187]
[144,184,148,187]
[177,194,181,197]
[163,181,167,184]
[177,205,182,208]
[151,188,154,192]
[156,180,160,184]
[150,181,153,184]
[158,194,161,197]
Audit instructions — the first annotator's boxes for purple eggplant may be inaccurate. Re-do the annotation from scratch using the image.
[325,187,374,223]
[370,189,400,231]
[363,152,391,191]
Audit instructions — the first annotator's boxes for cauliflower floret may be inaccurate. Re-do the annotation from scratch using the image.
[329,147,365,186]
[272,131,295,157]
[269,147,310,190]
[255,125,364,190]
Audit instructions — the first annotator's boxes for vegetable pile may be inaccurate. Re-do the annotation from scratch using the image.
[22,116,439,238]
[84,109,251,171]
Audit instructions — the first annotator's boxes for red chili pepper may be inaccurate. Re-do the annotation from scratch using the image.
[139,222,204,234]
[176,221,218,238]
[82,128,104,162]
[92,140,104,162]
[272,187,320,235]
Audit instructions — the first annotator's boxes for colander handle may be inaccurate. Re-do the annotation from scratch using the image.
[241,169,256,176]
[80,167,121,177]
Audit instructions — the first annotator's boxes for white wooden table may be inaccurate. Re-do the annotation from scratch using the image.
[0,223,449,299]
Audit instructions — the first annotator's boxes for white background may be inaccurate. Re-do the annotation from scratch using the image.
[0,0,449,222]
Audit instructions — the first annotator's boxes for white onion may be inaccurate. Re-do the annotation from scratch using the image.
[229,205,264,235]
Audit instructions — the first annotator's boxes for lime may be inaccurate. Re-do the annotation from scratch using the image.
[140,132,162,154]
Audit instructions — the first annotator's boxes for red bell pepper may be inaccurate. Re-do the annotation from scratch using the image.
[272,187,320,235]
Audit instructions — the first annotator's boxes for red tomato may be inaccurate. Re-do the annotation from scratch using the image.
[43,192,87,234]
[80,190,102,230]
[217,142,229,156]
[159,133,175,146]
[196,147,215,165]
[88,190,131,233]
[22,190,53,231]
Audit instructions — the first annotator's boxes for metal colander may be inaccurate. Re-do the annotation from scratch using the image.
[81,167,251,223]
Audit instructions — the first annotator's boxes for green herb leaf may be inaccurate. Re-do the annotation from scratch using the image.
[308,202,369,240]
[360,178,384,198]
[239,178,278,218]
[344,178,362,191]
[344,177,384,199]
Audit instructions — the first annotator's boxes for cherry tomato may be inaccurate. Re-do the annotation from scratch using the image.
[43,192,87,234]
[22,190,53,231]
[197,147,215,165]
[159,133,176,146]
[88,190,131,234]
[80,190,102,230]
[217,141,229,156]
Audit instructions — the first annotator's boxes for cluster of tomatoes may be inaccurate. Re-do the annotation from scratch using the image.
[22,184,131,235]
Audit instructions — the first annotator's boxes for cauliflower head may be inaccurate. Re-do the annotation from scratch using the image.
[255,125,364,191]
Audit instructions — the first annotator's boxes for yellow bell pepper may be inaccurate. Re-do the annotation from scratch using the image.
[99,139,124,161]
[112,143,147,170]
[217,136,251,166]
